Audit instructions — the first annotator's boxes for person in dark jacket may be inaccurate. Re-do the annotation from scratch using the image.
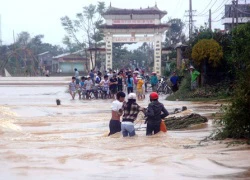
[146,92,169,135]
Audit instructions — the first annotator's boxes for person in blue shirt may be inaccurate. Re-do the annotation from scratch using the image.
[78,76,85,99]
[89,69,95,83]
[170,72,179,92]
[126,74,134,94]
[74,68,80,84]
[150,72,158,92]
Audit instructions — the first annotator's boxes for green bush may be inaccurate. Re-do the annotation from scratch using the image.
[216,66,250,140]
[215,23,250,140]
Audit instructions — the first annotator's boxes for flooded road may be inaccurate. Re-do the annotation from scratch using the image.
[0,77,249,179]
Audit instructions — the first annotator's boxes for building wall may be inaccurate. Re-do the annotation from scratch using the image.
[59,62,85,74]
[225,4,250,18]
[59,62,84,73]
[223,4,250,30]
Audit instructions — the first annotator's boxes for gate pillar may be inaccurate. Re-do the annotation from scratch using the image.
[154,34,162,76]
[105,34,113,70]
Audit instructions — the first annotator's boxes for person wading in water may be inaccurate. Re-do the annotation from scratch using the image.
[108,92,126,136]
[146,92,169,135]
[121,93,145,137]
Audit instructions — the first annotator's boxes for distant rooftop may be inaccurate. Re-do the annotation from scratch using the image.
[38,51,49,56]
[103,6,167,15]
[53,50,84,59]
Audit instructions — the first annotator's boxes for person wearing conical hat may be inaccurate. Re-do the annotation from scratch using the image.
[189,65,200,90]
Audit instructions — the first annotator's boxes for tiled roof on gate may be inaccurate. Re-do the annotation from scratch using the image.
[99,24,169,29]
[103,6,167,15]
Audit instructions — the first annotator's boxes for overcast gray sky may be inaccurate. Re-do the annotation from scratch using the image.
[0,0,248,45]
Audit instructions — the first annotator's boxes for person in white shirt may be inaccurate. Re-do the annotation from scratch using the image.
[109,92,126,136]
[107,69,113,79]
[84,76,93,99]
[99,75,110,99]
[69,76,77,100]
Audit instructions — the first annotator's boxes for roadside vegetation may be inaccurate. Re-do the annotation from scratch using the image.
[215,23,250,141]
[166,23,250,141]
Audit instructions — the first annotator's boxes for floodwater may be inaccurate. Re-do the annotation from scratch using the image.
[0,77,249,180]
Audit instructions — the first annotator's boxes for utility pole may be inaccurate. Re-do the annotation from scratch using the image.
[186,0,196,39]
[209,9,212,30]
[0,15,2,46]
[232,0,235,29]
[236,0,238,26]
[189,0,193,38]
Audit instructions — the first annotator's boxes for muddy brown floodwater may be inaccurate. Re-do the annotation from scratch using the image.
[0,77,250,180]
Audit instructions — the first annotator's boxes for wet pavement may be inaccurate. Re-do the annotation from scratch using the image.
[0,77,249,180]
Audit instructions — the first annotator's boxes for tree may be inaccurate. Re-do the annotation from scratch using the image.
[0,31,65,76]
[112,43,130,69]
[16,32,31,46]
[192,39,223,85]
[112,42,154,71]
[165,18,185,47]
[192,39,223,67]
[217,23,250,140]
[61,2,106,70]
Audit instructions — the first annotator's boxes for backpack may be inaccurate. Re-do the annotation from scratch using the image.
[95,76,101,84]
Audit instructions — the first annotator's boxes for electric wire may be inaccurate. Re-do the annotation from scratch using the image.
[196,0,214,16]
[197,0,218,16]
[212,0,231,14]
[233,5,250,15]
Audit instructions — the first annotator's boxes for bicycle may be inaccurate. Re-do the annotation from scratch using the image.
[157,79,173,95]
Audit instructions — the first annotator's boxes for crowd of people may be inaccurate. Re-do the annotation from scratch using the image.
[68,68,158,100]
[68,66,201,100]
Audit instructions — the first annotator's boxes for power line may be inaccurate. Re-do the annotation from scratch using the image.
[213,2,250,22]
[233,4,250,15]
[196,0,214,16]
[212,4,229,21]
[212,0,231,14]
[213,11,225,21]
[197,0,218,16]
[174,0,182,13]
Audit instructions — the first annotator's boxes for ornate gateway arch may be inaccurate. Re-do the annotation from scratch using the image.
[100,4,169,75]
